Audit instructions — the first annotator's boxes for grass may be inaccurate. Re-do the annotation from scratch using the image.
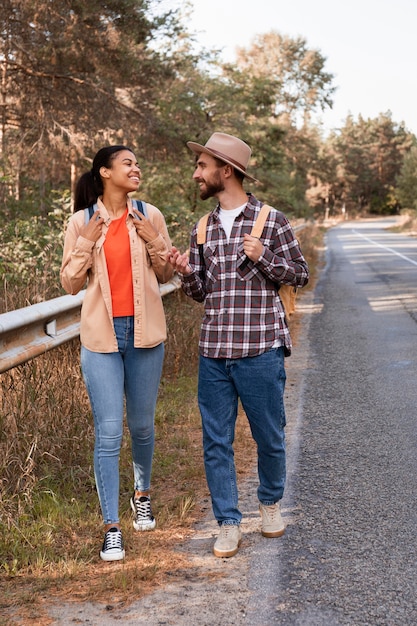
[0,223,322,625]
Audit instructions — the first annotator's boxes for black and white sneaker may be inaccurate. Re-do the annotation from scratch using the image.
[100,527,125,561]
[130,492,156,531]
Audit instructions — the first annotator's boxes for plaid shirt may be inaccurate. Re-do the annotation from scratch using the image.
[181,194,309,359]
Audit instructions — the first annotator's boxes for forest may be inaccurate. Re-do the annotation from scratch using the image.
[1,0,417,309]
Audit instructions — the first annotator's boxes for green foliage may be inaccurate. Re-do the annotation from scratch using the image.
[324,113,414,215]
[0,191,70,306]
[235,31,336,120]
[138,160,207,249]
[396,145,417,211]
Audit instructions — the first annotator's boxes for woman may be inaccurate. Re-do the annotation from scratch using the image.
[61,145,173,561]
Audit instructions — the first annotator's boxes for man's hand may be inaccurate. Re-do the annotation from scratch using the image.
[243,233,263,262]
[169,246,192,275]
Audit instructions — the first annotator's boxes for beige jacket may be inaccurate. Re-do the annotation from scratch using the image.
[60,197,173,352]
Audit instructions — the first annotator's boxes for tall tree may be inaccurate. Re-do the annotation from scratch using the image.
[0,0,184,211]
[327,113,413,214]
[395,144,417,211]
[234,31,336,124]
[212,32,336,216]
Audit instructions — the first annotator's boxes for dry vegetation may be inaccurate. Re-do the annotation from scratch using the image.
[0,225,323,625]
[392,211,417,236]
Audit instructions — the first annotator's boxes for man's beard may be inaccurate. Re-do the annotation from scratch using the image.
[199,170,225,200]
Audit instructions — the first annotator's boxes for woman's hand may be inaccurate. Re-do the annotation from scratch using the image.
[80,210,103,242]
[131,211,159,243]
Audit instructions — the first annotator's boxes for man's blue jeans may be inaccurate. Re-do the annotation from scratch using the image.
[198,348,287,525]
[81,316,164,525]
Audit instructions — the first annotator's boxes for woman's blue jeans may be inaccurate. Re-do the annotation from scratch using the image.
[198,347,287,525]
[81,316,164,525]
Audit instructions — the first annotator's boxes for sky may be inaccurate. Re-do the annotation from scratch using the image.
[183,0,417,135]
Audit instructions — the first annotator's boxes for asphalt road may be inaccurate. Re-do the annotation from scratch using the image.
[47,217,417,625]
[246,216,417,625]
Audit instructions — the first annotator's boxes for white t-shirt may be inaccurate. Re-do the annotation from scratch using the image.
[218,204,246,242]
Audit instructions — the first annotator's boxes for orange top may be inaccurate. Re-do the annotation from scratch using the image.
[103,209,134,316]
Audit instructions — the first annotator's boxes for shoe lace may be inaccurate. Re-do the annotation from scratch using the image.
[103,528,123,551]
[221,524,236,538]
[133,496,153,520]
[263,504,279,523]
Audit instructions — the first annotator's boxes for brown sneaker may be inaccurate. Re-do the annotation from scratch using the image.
[213,524,242,557]
[259,501,285,537]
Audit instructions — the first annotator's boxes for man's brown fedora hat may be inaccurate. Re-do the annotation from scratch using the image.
[187,132,258,183]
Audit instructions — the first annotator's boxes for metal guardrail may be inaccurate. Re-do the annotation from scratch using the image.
[0,276,181,374]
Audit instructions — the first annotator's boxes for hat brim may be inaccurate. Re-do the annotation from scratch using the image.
[187,141,258,183]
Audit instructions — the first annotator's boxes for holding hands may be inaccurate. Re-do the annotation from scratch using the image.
[169,246,192,276]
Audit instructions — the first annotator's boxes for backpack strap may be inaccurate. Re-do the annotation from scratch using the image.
[251,204,297,323]
[84,199,146,224]
[197,213,210,266]
[250,204,272,238]
[251,204,297,319]
[197,205,272,258]
[132,199,147,217]
[84,204,96,224]
[196,212,210,245]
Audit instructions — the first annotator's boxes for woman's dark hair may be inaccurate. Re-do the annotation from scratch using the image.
[73,145,133,212]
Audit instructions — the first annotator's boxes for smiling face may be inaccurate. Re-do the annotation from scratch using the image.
[100,149,141,193]
[193,152,226,200]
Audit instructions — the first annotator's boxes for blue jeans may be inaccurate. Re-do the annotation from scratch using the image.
[81,316,164,525]
[198,348,287,525]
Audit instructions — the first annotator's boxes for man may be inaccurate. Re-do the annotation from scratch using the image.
[169,132,309,557]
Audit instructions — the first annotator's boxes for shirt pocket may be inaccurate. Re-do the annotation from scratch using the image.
[202,243,220,285]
